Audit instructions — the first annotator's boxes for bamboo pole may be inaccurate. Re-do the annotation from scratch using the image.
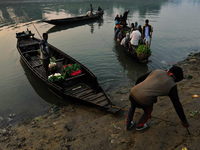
[22,10,42,39]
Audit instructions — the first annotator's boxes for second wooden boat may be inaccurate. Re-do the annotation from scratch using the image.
[43,11,104,26]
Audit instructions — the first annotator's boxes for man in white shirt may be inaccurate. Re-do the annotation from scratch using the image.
[130,26,141,47]
[142,19,152,46]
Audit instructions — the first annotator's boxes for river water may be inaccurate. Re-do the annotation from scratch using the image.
[0,0,200,128]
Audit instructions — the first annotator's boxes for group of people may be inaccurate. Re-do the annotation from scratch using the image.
[87,4,103,16]
[114,10,130,27]
[115,18,152,52]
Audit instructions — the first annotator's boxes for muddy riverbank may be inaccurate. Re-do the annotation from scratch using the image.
[1,53,200,150]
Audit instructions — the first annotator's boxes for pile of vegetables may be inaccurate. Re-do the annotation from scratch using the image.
[136,44,152,55]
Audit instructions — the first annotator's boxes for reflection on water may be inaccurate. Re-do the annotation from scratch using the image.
[20,59,69,106]
[0,0,169,27]
[114,40,149,80]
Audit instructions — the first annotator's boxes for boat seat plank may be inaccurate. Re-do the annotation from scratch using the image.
[65,73,86,81]
[32,58,64,68]
[85,92,104,101]
[55,58,65,62]
[19,42,39,48]
[22,50,39,55]
[75,89,94,98]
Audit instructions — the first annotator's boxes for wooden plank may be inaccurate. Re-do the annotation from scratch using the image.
[55,58,65,62]
[33,64,43,68]
[65,73,86,81]
[64,82,87,92]
[75,89,94,98]
[22,50,38,55]
[90,96,106,103]
[79,92,94,99]
[85,92,104,101]
[97,100,109,106]
[67,87,89,96]
[19,42,39,47]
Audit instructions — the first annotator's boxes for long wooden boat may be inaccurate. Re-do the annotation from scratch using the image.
[43,11,104,26]
[46,18,103,34]
[115,27,151,63]
[16,31,119,113]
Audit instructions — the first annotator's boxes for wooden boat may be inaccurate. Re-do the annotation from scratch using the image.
[115,26,151,63]
[46,18,103,34]
[16,31,119,113]
[43,11,104,26]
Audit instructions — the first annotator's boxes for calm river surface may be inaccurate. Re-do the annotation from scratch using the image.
[0,0,200,128]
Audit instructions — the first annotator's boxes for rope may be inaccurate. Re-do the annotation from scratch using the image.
[112,105,178,124]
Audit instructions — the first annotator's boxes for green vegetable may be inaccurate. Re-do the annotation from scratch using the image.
[50,57,56,63]
[136,44,152,55]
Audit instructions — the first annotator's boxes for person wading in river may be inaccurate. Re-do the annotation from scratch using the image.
[40,33,51,77]
[125,66,189,131]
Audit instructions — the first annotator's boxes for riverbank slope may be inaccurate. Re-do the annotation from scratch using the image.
[1,53,200,150]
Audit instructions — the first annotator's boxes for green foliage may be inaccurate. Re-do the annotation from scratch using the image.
[123,30,130,34]
[136,45,152,55]
[50,57,56,63]
[62,63,81,75]
[37,49,40,54]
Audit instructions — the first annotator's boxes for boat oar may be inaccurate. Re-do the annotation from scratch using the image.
[22,9,42,39]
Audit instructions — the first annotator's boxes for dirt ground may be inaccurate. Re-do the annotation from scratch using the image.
[1,53,200,150]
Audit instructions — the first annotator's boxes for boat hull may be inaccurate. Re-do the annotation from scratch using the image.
[43,12,103,26]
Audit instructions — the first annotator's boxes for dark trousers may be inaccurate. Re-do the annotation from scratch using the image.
[42,58,50,76]
[126,95,153,128]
